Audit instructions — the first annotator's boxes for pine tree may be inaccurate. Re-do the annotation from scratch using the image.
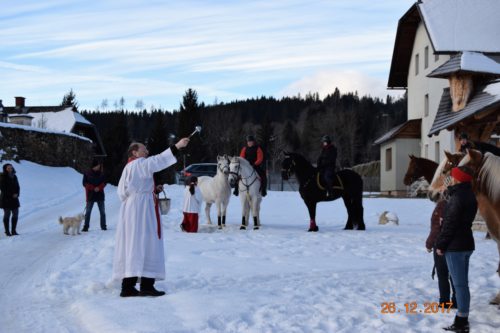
[177,89,205,164]
[61,89,79,111]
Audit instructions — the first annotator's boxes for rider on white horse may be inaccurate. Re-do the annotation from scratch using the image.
[234,135,267,197]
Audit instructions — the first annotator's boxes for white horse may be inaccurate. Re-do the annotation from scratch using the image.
[228,156,262,230]
[198,155,232,229]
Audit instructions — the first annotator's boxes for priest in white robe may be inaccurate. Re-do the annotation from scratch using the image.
[113,138,189,297]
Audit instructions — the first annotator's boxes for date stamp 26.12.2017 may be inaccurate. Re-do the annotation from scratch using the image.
[380,302,454,314]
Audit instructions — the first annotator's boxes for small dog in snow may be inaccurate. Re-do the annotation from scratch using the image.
[59,213,85,235]
[378,211,399,225]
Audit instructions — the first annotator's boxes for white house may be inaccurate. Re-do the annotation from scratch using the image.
[376,0,500,195]
[2,96,106,157]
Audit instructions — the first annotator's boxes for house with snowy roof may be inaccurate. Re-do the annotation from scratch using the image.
[1,96,106,158]
[375,0,500,195]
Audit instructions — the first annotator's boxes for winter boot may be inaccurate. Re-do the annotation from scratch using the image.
[139,277,166,297]
[120,277,140,297]
[218,216,222,230]
[81,225,89,232]
[3,219,11,236]
[443,315,469,332]
[11,219,18,235]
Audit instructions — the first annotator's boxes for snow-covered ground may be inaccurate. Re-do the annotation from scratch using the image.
[0,161,498,333]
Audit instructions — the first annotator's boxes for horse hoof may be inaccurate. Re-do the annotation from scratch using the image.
[217,225,222,230]
[240,226,246,230]
[253,226,259,230]
[307,226,319,232]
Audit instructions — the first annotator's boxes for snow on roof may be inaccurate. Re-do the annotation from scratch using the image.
[0,121,91,142]
[419,0,500,53]
[461,52,500,74]
[27,107,92,133]
[428,52,500,77]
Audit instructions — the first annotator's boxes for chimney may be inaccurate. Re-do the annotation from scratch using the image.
[15,96,26,108]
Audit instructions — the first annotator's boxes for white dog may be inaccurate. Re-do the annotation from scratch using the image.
[378,211,399,225]
[59,213,85,235]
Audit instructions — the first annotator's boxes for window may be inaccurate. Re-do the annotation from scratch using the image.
[424,144,429,158]
[385,148,392,171]
[424,94,429,117]
[415,53,419,75]
[435,54,439,62]
[435,141,440,162]
[424,46,429,69]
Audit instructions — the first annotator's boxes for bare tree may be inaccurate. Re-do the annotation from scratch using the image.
[135,99,144,111]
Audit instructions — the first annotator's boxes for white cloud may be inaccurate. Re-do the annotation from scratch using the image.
[280,69,404,100]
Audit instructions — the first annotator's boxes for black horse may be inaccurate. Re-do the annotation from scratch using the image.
[281,152,365,232]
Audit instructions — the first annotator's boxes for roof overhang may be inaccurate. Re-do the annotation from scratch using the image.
[373,119,422,145]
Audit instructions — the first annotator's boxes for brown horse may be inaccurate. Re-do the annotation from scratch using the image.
[459,149,500,305]
[403,155,438,185]
[427,151,465,202]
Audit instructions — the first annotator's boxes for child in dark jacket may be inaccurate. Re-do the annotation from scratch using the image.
[425,198,456,307]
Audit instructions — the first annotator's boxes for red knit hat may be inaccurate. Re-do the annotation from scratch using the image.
[451,167,472,183]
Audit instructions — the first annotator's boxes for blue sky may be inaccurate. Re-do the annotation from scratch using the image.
[0,0,414,111]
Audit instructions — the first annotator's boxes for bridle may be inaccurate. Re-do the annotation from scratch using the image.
[218,159,230,175]
[229,159,258,190]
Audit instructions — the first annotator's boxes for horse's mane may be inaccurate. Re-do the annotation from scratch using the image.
[288,152,316,172]
[429,156,449,190]
[477,152,500,203]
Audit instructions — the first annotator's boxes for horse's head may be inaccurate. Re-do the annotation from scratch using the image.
[427,151,464,201]
[281,153,296,180]
[228,156,241,188]
[458,149,483,173]
[442,151,465,175]
[403,155,419,185]
[217,154,230,176]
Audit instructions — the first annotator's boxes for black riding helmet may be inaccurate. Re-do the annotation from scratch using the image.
[321,135,331,144]
[246,135,256,142]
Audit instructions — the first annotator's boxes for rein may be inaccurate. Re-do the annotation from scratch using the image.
[230,160,258,192]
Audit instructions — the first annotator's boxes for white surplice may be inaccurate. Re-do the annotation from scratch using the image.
[112,148,177,281]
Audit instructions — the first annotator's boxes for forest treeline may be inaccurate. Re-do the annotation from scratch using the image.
[80,88,407,184]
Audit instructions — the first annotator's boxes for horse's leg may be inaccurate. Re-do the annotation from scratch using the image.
[252,197,260,230]
[342,195,354,230]
[205,202,212,225]
[492,239,500,305]
[215,200,223,229]
[221,202,227,228]
[240,193,249,230]
[353,191,365,230]
[306,201,318,232]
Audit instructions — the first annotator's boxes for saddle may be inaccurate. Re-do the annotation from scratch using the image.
[316,171,344,191]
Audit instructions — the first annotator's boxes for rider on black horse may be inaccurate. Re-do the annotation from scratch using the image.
[234,135,267,197]
[317,135,337,198]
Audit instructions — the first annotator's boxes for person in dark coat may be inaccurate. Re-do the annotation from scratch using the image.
[82,160,107,231]
[236,135,267,197]
[316,135,337,197]
[425,198,457,308]
[0,163,21,236]
[436,166,477,333]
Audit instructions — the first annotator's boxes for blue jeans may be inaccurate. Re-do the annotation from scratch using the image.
[445,251,473,317]
[434,249,456,304]
[84,200,106,229]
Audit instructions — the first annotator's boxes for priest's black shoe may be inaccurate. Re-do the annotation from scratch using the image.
[139,287,166,297]
[120,287,140,297]
[140,277,166,297]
